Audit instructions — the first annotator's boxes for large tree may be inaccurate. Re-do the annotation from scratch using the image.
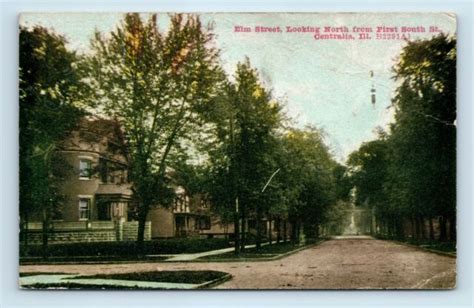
[203,59,283,251]
[389,34,456,241]
[19,26,84,255]
[82,13,223,251]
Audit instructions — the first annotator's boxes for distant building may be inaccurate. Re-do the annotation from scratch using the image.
[148,190,234,239]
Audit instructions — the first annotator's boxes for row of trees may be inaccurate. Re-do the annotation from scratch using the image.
[347,34,456,242]
[20,13,350,254]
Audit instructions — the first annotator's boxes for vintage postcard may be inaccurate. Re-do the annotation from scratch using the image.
[19,12,456,290]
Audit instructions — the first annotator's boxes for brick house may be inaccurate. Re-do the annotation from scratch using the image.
[24,117,232,243]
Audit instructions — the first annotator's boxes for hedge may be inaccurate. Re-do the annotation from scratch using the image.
[20,238,231,257]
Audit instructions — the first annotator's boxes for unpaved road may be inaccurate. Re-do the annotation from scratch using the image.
[20,237,456,289]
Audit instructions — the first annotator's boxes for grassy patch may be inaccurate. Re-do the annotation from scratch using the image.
[77,270,228,284]
[22,282,158,290]
[200,240,316,260]
[20,238,231,257]
[375,236,456,253]
[411,241,456,253]
[20,272,76,277]
[200,252,277,260]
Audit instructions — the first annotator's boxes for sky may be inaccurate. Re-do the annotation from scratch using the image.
[20,13,456,162]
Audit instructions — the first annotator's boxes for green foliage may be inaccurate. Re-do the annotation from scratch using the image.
[348,34,456,241]
[274,127,338,237]
[19,26,84,247]
[390,34,456,219]
[347,137,389,212]
[81,13,224,246]
[203,59,283,236]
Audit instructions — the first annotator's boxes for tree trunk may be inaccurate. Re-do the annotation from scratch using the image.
[414,216,421,242]
[240,205,246,252]
[389,217,395,238]
[449,215,456,241]
[291,220,297,243]
[439,215,447,242]
[429,217,435,240]
[23,212,29,249]
[276,217,281,244]
[256,207,262,250]
[268,219,272,245]
[41,207,49,260]
[136,203,149,255]
[372,217,380,236]
[396,217,405,240]
[295,221,301,244]
[283,220,287,243]
[411,216,416,240]
[234,198,240,255]
[420,216,426,240]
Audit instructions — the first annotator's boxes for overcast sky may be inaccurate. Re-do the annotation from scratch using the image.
[20,12,456,162]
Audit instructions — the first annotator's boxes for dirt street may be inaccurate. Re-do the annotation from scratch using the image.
[20,237,456,289]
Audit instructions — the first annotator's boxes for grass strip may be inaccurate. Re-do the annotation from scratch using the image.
[75,270,229,284]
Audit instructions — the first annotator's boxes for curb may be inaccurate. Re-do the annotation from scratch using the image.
[196,273,233,289]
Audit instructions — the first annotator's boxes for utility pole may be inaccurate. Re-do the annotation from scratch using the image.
[230,111,240,255]
[261,168,280,193]
[256,168,281,249]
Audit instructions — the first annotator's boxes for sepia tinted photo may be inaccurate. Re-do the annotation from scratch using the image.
[19,12,456,290]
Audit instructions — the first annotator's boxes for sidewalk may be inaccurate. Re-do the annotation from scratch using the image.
[149,242,269,261]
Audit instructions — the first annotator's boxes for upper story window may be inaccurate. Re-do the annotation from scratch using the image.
[173,194,189,213]
[79,159,92,179]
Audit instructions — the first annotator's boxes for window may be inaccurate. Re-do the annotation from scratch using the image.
[99,158,128,184]
[79,159,92,179]
[79,198,91,220]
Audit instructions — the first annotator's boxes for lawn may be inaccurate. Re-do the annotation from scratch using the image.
[412,241,456,253]
[76,270,228,284]
[20,270,230,290]
[375,235,456,253]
